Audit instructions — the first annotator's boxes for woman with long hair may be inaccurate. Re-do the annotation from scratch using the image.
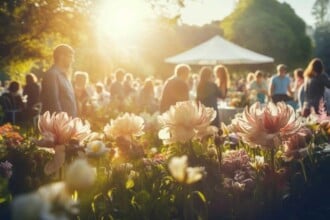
[214,65,230,98]
[197,67,224,127]
[302,58,330,116]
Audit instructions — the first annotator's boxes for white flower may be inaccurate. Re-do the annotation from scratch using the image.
[250,155,265,171]
[65,159,96,191]
[104,113,144,140]
[168,155,205,184]
[168,155,188,182]
[11,182,77,220]
[158,101,217,144]
[186,167,205,184]
[85,140,109,157]
[11,192,43,220]
[139,111,160,131]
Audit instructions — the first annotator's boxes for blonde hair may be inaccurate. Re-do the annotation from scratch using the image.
[214,65,230,88]
[304,58,324,78]
[175,64,191,77]
[246,72,255,83]
[276,64,287,73]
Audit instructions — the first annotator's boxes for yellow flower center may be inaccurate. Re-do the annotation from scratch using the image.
[91,144,101,153]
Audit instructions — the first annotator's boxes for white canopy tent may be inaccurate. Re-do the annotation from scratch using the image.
[165,35,274,65]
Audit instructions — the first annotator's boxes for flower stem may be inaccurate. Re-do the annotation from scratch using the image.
[299,159,308,182]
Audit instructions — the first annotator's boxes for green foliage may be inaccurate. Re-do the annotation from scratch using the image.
[221,0,312,68]
[313,22,330,72]
[312,0,330,25]
[0,0,92,77]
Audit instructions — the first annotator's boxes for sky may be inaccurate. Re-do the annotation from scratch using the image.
[181,0,316,26]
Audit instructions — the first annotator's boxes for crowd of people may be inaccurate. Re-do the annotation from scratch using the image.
[0,44,330,127]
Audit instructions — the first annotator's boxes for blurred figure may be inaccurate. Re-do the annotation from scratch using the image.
[292,68,304,97]
[23,73,41,120]
[104,75,113,93]
[248,71,268,104]
[138,79,158,113]
[302,58,330,116]
[73,71,94,117]
[269,64,293,103]
[214,65,230,98]
[291,68,304,110]
[110,68,125,100]
[123,73,135,98]
[154,79,163,100]
[246,72,256,90]
[94,82,110,107]
[0,81,25,124]
[40,44,77,116]
[160,64,190,113]
[196,67,223,127]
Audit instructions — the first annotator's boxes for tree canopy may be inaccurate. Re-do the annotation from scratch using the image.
[221,0,312,68]
[0,0,93,81]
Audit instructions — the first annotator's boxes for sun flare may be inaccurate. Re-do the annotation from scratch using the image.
[95,0,152,44]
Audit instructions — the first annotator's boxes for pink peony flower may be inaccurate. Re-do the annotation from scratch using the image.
[36,111,91,175]
[158,101,217,144]
[283,127,312,160]
[37,111,91,147]
[231,102,301,149]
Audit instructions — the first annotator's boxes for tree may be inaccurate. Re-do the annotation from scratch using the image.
[312,0,330,72]
[0,0,93,81]
[314,23,330,72]
[312,0,330,25]
[221,0,312,68]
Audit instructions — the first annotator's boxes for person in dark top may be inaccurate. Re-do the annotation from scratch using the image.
[40,44,77,117]
[110,68,125,100]
[23,73,40,119]
[196,67,223,127]
[0,81,25,124]
[159,64,190,113]
[302,58,330,116]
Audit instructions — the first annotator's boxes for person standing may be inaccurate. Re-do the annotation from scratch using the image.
[40,44,77,117]
[196,67,223,127]
[269,64,293,103]
[0,81,25,123]
[159,64,190,113]
[110,68,125,100]
[23,73,41,120]
[248,71,268,104]
[214,65,230,98]
[302,58,330,116]
[73,71,94,118]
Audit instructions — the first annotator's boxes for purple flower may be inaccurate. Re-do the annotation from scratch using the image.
[0,160,13,178]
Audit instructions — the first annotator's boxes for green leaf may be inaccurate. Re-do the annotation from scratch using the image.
[191,191,207,203]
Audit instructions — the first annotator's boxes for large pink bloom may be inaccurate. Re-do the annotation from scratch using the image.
[231,102,301,149]
[36,111,91,175]
[37,111,91,147]
[158,101,217,144]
